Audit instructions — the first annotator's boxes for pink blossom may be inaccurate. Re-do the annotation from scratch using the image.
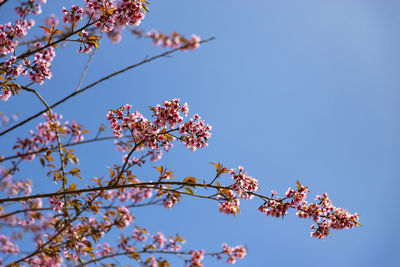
[62,5,84,24]
[44,14,59,27]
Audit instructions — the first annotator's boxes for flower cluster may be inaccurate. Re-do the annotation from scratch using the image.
[1,43,56,87]
[15,0,46,18]
[258,183,309,218]
[77,30,96,53]
[178,113,212,151]
[49,196,64,212]
[96,242,114,257]
[0,87,12,101]
[84,0,146,33]
[131,226,148,242]
[28,44,55,84]
[218,189,240,215]
[0,112,18,128]
[44,14,59,28]
[62,5,84,24]
[0,19,34,56]
[152,232,167,249]
[116,206,134,228]
[298,193,360,239]
[0,234,19,255]
[163,194,179,209]
[13,112,86,161]
[28,253,64,266]
[119,186,152,203]
[229,166,259,199]
[258,184,360,239]
[0,179,32,196]
[145,30,201,50]
[217,166,258,215]
[221,244,247,264]
[189,250,205,267]
[107,99,211,160]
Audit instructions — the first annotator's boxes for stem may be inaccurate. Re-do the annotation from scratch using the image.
[0,181,229,203]
[0,135,118,162]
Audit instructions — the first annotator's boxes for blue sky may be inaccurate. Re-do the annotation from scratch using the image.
[1,0,400,266]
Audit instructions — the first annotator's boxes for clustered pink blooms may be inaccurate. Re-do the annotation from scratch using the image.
[117,185,153,203]
[229,166,259,200]
[15,0,46,18]
[146,30,201,50]
[0,178,32,196]
[14,112,86,161]
[49,196,64,213]
[131,226,148,242]
[163,194,179,209]
[152,232,167,249]
[0,19,34,56]
[218,166,259,214]
[62,5,84,24]
[116,206,134,228]
[258,184,360,239]
[0,112,18,128]
[77,30,95,53]
[189,250,205,267]
[107,99,211,161]
[44,14,59,27]
[299,193,360,239]
[218,189,240,215]
[0,198,45,229]
[178,113,212,151]
[85,0,146,31]
[0,234,19,255]
[28,253,64,267]
[258,184,309,218]
[221,244,247,264]
[96,242,115,257]
[1,42,56,86]
[0,87,12,101]
[28,44,55,84]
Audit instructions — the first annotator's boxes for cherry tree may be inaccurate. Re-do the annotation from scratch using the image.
[0,1,360,266]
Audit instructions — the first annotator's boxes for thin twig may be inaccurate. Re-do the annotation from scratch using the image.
[75,41,98,91]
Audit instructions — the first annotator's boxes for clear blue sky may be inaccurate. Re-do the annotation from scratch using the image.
[1,0,399,266]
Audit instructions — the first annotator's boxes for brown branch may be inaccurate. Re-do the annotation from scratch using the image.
[0,20,97,66]
[0,199,162,220]
[79,249,222,266]
[0,37,215,137]
[0,0,9,7]
[0,136,118,162]
[0,181,229,203]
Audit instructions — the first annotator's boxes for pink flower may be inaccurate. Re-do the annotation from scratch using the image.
[62,5,83,24]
